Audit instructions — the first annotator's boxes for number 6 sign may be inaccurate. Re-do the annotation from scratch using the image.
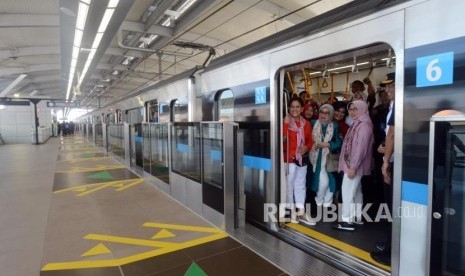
[416,52,454,87]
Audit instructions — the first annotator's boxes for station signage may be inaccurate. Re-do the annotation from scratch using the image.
[47,101,80,108]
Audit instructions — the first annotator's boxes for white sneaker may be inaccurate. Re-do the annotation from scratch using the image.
[290,212,299,224]
[298,214,316,226]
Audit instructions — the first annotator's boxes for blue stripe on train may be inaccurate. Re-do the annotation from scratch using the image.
[243,155,271,172]
[402,181,428,206]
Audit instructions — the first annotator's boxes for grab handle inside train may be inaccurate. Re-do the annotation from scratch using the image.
[427,110,465,276]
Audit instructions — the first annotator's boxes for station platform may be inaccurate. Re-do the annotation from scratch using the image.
[0,136,349,276]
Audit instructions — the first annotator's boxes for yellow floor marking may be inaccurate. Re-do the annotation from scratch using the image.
[56,165,125,173]
[84,234,181,248]
[41,222,228,271]
[53,179,144,196]
[58,157,110,163]
[286,223,391,271]
[151,229,176,239]
[81,243,112,257]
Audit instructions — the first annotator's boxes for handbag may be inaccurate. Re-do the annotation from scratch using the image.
[326,152,339,172]
[294,153,310,167]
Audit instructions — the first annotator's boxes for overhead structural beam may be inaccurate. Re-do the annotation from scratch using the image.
[116,30,191,57]
[105,47,144,59]
[0,74,28,97]
[122,20,174,37]
[0,64,61,76]
[0,14,59,27]
[0,46,60,59]
[148,0,217,54]
[144,0,177,31]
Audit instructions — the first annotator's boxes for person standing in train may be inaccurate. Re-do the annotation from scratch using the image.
[371,72,395,265]
[283,97,315,226]
[331,101,349,204]
[335,100,373,231]
[309,104,342,208]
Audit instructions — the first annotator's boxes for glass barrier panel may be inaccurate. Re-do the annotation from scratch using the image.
[201,123,224,189]
[108,124,125,158]
[134,123,143,167]
[171,122,201,182]
[95,123,103,147]
[149,123,170,183]
[87,124,93,142]
[142,123,151,173]
[238,121,271,223]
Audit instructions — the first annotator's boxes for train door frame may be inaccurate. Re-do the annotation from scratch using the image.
[170,99,178,122]
[268,9,405,275]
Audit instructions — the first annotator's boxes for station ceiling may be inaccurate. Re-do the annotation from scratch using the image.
[0,0,354,109]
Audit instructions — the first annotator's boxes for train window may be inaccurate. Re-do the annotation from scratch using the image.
[217,89,234,122]
[146,100,158,123]
[170,99,178,122]
[127,107,143,124]
[170,99,188,122]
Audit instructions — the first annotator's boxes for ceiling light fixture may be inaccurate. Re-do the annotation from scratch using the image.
[328,62,369,72]
[76,0,120,93]
[65,0,91,102]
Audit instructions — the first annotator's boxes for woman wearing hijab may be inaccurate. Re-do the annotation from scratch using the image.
[335,100,374,231]
[283,97,315,225]
[302,103,314,122]
[309,104,342,208]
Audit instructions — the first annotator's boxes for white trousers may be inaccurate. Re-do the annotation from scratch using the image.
[287,163,307,210]
[341,174,363,222]
[315,166,333,207]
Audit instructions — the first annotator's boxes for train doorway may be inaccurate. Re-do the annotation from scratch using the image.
[275,42,396,275]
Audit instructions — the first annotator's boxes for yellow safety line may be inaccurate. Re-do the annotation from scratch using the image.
[143,222,224,233]
[53,179,143,196]
[286,223,391,271]
[114,179,144,191]
[56,165,125,173]
[84,233,181,247]
[58,157,110,163]
[41,232,228,271]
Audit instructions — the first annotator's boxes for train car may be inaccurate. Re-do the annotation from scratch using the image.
[81,0,465,275]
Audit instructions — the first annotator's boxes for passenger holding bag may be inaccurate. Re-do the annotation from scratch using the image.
[283,97,315,225]
[309,104,342,207]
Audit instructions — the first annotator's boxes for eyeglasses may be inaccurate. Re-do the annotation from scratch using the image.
[319,111,330,115]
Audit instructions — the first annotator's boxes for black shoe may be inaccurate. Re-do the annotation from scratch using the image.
[370,251,391,266]
[333,222,355,231]
[376,241,386,251]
